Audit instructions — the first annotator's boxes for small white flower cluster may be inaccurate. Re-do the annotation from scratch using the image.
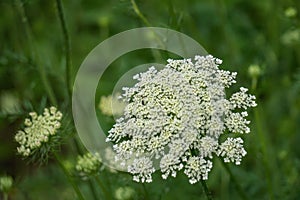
[128,157,155,183]
[217,137,246,165]
[76,152,102,178]
[15,107,62,157]
[106,55,257,184]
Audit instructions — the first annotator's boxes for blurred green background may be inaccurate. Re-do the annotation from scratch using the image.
[1,0,300,199]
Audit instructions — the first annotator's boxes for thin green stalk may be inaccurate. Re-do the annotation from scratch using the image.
[200,180,213,200]
[221,161,249,200]
[129,0,161,47]
[55,4,94,199]
[130,0,151,27]
[95,175,111,200]
[72,134,85,155]
[142,183,150,200]
[55,0,72,99]
[3,193,8,200]
[70,127,100,200]
[214,0,238,59]
[102,169,113,195]
[130,0,167,62]
[252,82,274,199]
[88,180,99,200]
[251,78,258,92]
[254,109,274,199]
[15,0,57,106]
[53,152,85,200]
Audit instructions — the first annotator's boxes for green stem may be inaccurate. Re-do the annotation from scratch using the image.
[142,183,150,200]
[55,0,72,99]
[221,161,249,200]
[102,169,112,195]
[200,180,213,200]
[130,0,167,62]
[88,180,99,200]
[3,193,8,200]
[254,109,274,199]
[251,78,258,92]
[214,0,238,60]
[95,175,111,200]
[252,82,274,199]
[72,135,84,155]
[15,0,57,106]
[53,152,85,200]
[130,0,151,26]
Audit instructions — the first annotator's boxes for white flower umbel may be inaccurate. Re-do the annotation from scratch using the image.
[128,156,155,183]
[184,156,213,184]
[217,137,247,165]
[107,55,257,184]
[15,107,62,157]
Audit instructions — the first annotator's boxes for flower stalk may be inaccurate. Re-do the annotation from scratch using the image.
[200,180,213,200]
[130,0,151,26]
[55,0,72,99]
[15,0,57,105]
[95,176,111,200]
[221,161,249,200]
[54,152,85,200]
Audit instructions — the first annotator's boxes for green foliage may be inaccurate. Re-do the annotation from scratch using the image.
[0,0,300,199]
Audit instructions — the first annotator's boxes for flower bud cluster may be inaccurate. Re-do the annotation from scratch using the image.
[76,152,102,178]
[15,107,62,157]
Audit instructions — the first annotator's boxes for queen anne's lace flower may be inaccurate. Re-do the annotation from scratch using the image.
[106,55,257,184]
[15,107,62,157]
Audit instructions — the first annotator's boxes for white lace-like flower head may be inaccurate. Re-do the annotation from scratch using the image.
[106,55,257,184]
